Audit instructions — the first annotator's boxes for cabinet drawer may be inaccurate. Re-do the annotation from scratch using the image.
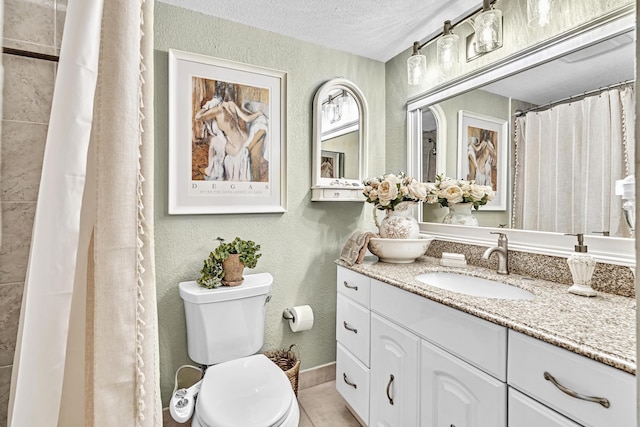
[337,266,371,308]
[509,388,580,427]
[508,331,636,427]
[336,343,370,426]
[371,279,507,380]
[323,188,358,199]
[337,294,370,366]
[421,339,507,427]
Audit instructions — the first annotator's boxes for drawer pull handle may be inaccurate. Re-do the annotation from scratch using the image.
[386,374,395,405]
[543,371,610,408]
[343,373,357,389]
[343,321,358,334]
[343,281,358,291]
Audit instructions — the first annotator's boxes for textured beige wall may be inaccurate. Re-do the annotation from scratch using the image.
[154,3,386,405]
[385,0,634,172]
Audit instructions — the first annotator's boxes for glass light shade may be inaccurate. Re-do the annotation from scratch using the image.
[437,33,460,72]
[323,102,336,122]
[407,53,427,85]
[475,9,503,53]
[527,0,553,28]
[335,95,345,122]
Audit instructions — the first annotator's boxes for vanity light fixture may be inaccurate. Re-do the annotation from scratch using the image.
[407,41,427,86]
[437,20,459,72]
[474,0,503,53]
[527,0,553,28]
[407,0,503,84]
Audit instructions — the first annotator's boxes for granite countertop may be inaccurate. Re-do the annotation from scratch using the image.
[338,256,637,375]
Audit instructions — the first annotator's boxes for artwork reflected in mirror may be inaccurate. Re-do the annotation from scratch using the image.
[457,111,507,211]
[320,150,345,179]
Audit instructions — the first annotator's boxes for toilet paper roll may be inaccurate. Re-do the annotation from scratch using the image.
[288,305,314,332]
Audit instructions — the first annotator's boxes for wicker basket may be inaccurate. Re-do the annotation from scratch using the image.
[264,344,300,395]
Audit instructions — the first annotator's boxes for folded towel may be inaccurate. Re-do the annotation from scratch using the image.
[340,230,379,266]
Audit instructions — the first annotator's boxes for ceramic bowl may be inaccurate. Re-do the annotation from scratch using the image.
[368,235,434,263]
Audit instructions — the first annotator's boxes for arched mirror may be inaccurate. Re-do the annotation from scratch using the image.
[311,78,368,201]
[407,8,635,266]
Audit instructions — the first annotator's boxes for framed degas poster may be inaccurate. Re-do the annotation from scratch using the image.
[168,49,287,214]
[457,110,507,211]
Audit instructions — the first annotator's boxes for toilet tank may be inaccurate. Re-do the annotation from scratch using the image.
[179,273,273,365]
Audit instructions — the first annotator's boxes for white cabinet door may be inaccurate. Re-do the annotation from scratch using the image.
[421,340,507,427]
[509,388,581,427]
[370,313,420,427]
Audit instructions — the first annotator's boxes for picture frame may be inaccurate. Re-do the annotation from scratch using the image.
[320,150,345,179]
[457,110,507,211]
[168,49,287,214]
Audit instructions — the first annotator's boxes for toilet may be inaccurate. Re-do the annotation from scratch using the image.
[173,273,300,427]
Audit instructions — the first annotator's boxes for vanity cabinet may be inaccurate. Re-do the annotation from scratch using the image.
[371,277,507,427]
[336,267,635,427]
[370,313,420,426]
[335,267,371,425]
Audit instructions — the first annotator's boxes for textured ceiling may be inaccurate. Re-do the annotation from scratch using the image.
[158,0,482,62]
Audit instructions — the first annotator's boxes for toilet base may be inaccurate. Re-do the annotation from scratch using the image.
[191,394,300,427]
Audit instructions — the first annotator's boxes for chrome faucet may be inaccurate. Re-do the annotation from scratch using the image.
[483,232,509,275]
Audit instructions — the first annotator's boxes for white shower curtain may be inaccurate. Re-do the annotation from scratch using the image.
[8,0,161,426]
[513,87,635,237]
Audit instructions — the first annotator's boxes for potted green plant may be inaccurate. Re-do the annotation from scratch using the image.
[197,237,262,288]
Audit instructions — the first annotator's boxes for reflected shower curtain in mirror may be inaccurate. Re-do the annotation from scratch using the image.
[513,87,635,237]
[8,0,161,426]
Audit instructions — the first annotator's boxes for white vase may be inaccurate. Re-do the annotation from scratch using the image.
[375,201,420,239]
[442,202,479,226]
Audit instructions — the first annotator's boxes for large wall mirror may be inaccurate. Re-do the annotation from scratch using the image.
[407,9,635,266]
[311,78,368,201]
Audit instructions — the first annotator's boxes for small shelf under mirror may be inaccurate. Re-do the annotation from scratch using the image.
[311,78,368,202]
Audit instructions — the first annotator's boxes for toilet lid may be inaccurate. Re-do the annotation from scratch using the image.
[196,354,294,427]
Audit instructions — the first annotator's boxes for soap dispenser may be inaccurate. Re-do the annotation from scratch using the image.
[565,233,597,297]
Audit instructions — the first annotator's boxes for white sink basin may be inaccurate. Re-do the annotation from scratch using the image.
[415,272,535,300]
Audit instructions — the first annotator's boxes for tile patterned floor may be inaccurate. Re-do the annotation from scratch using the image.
[297,380,361,427]
[163,379,361,426]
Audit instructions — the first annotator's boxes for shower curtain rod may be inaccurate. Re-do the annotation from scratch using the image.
[514,79,635,116]
[3,47,59,62]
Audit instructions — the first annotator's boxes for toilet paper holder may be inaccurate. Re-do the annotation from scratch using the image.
[282,305,314,332]
[282,308,296,321]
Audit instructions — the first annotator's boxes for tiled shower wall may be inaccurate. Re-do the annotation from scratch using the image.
[0,1,65,425]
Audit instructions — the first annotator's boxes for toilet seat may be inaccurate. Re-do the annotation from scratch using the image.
[194,354,296,427]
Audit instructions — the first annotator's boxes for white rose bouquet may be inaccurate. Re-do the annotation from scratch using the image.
[428,175,494,209]
[363,172,435,211]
